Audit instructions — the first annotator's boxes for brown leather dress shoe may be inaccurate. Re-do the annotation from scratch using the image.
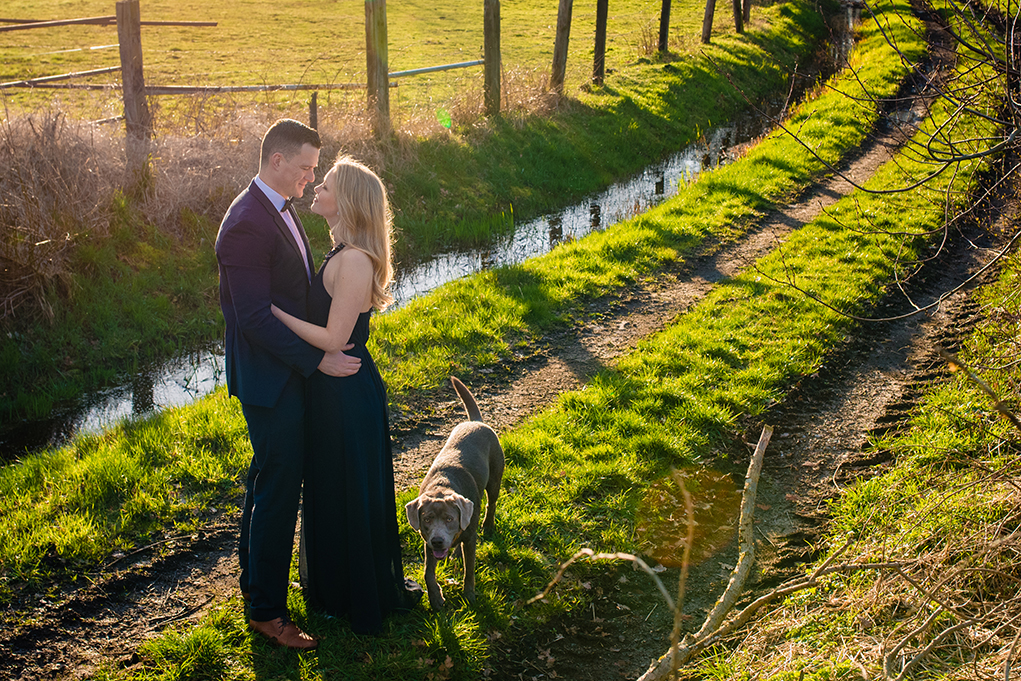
[249,617,318,650]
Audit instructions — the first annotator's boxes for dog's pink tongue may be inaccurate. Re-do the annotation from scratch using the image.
[433,549,449,559]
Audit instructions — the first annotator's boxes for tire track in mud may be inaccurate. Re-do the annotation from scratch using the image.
[0,22,984,681]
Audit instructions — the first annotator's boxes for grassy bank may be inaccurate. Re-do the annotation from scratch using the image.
[0,0,827,424]
[687,8,1021,680]
[3,0,993,677]
[692,250,1021,679]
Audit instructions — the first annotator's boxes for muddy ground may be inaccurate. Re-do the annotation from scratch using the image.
[0,16,1012,681]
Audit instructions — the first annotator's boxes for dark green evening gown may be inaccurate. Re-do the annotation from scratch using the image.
[301,244,418,634]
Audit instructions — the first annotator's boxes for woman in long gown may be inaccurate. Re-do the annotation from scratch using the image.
[271,156,420,635]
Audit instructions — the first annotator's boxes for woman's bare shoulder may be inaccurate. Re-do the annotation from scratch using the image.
[324,245,372,295]
[334,244,372,264]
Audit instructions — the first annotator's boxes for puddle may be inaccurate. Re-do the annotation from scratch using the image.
[635,468,743,568]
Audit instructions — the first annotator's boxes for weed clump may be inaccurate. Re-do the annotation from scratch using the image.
[0,110,121,320]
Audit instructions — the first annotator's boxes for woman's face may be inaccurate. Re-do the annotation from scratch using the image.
[310,167,339,218]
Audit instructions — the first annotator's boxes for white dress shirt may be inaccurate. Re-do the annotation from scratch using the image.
[254,176,311,280]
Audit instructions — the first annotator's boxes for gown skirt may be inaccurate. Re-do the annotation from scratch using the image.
[300,245,416,635]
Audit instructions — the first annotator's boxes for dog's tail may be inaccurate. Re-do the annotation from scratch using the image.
[451,376,482,421]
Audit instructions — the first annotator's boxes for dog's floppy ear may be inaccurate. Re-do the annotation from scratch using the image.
[453,494,475,530]
[405,497,422,530]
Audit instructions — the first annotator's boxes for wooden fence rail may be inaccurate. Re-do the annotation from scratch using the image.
[0,15,216,31]
[0,66,121,89]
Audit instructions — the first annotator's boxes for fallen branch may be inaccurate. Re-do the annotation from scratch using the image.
[637,424,773,681]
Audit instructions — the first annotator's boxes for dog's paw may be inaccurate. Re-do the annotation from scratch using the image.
[427,590,446,611]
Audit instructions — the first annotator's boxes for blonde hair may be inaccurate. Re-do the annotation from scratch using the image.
[325,155,394,311]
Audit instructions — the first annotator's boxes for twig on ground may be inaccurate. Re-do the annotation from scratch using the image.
[1005,628,1021,681]
[527,549,676,611]
[940,349,1021,435]
[888,613,977,681]
[99,534,198,571]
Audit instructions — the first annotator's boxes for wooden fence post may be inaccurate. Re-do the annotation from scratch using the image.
[309,91,318,130]
[550,0,573,94]
[658,0,672,53]
[116,0,151,175]
[592,0,608,85]
[365,0,390,138]
[701,0,717,43]
[484,0,501,116]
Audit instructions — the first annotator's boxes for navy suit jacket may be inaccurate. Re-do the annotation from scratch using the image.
[215,180,324,408]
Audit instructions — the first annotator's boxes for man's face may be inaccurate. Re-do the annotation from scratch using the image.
[275,143,320,199]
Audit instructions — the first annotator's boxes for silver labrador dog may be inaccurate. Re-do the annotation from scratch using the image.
[405,377,505,609]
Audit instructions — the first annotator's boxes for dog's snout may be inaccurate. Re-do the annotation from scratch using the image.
[430,537,445,549]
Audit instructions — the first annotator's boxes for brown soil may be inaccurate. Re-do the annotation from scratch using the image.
[1,17,1010,681]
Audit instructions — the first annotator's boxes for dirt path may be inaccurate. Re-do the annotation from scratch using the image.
[2,19,1002,681]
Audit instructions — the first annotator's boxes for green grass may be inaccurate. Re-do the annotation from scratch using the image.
[2,1,989,678]
[0,195,220,419]
[690,4,1017,679]
[0,390,249,586]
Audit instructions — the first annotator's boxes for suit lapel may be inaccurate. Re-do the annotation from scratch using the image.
[249,181,310,274]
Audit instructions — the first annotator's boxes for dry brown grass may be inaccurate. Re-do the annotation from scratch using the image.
[0,107,121,319]
[0,71,567,323]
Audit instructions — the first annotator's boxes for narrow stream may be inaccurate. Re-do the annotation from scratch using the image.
[0,4,860,460]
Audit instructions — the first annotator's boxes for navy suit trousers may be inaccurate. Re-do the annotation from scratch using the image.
[238,372,307,622]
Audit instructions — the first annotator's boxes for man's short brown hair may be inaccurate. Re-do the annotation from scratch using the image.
[259,119,321,168]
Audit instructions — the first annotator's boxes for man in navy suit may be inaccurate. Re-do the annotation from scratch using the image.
[215,119,359,650]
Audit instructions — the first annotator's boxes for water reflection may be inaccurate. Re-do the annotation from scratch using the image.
[389,114,765,305]
[0,348,225,458]
[635,468,742,568]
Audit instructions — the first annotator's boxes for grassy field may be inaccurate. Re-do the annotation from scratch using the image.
[1,0,747,121]
[5,0,1000,677]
